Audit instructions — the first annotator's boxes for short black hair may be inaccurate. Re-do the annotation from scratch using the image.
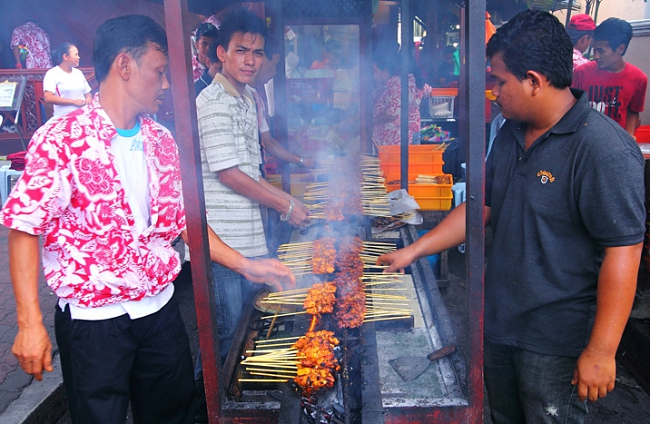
[196,22,218,40]
[51,42,75,66]
[207,39,219,64]
[486,10,572,89]
[92,15,168,83]
[218,7,267,51]
[264,35,281,58]
[594,17,633,56]
[373,52,398,76]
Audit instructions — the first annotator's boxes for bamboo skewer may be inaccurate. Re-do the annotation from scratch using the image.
[247,373,296,380]
[253,342,300,349]
[363,280,405,286]
[364,315,412,323]
[255,337,300,344]
[260,310,308,319]
[367,310,412,315]
[266,287,310,296]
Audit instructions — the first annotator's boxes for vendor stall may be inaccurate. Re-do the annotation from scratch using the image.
[164,0,488,422]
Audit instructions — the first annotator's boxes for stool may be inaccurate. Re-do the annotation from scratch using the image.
[452,182,466,253]
[0,165,23,206]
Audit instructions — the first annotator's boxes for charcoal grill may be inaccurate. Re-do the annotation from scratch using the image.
[213,223,467,424]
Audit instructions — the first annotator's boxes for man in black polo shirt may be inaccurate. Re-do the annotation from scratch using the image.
[378,10,645,424]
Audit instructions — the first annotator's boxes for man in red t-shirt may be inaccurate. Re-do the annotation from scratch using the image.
[573,18,648,136]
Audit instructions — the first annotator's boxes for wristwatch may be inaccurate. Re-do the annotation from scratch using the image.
[298,156,305,165]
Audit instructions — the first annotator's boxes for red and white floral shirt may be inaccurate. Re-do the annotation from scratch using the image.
[573,47,589,70]
[0,96,186,308]
[10,22,52,69]
[192,55,205,82]
[373,75,431,146]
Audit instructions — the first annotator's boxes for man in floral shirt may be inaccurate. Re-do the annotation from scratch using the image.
[566,14,595,70]
[1,15,294,424]
[10,18,52,69]
[191,22,218,82]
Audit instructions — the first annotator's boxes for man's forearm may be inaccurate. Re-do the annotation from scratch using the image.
[625,112,640,137]
[411,203,489,259]
[206,226,248,273]
[181,227,247,272]
[258,176,292,202]
[182,227,295,291]
[8,229,53,380]
[261,132,301,164]
[8,230,43,328]
[587,243,641,354]
[12,46,21,67]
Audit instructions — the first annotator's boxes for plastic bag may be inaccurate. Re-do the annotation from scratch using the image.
[388,189,423,225]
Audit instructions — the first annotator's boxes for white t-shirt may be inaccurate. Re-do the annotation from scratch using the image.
[111,122,152,236]
[43,66,91,117]
[58,121,171,321]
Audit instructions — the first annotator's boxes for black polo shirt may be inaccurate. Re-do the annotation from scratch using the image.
[484,89,645,357]
[194,68,213,98]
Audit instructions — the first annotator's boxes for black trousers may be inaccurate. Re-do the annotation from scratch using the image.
[55,297,195,424]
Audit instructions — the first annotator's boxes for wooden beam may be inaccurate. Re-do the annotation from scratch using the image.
[400,0,410,190]
[460,0,486,421]
[163,0,223,422]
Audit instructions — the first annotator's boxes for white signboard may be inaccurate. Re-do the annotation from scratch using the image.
[0,81,18,108]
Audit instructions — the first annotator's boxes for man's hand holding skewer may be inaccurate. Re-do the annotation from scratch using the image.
[376,246,417,274]
[241,257,296,292]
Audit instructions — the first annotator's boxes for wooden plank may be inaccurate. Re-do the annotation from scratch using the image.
[460,2,487,422]
[163,0,223,423]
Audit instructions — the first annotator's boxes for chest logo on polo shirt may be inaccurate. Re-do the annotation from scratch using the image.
[537,170,555,184]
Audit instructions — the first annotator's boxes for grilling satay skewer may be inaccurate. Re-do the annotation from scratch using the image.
[241,330,341,394]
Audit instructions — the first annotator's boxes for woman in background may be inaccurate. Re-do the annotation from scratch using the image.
[372,52,431,146]
[43,42,92,118]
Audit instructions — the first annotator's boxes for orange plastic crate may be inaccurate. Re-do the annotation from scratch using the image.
[378,145,446,182]
[635,125,650,143]
[430,88,458,97]
[382,164,445,182]
[414,193,453,211]
[377,145,446,164]
[429,88,496,100]
[386,174,454,198]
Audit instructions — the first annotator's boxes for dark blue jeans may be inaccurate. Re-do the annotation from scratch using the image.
[194,260,259,378]
[484,341,589,424]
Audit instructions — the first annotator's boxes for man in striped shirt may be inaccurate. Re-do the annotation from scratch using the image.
[196,7,310,362]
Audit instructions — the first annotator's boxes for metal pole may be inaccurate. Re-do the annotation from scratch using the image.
[400,0,410,190]
[565,0,575,28]
[461,0,486,420]
[594,0,602,24]
[163,0,223,422]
